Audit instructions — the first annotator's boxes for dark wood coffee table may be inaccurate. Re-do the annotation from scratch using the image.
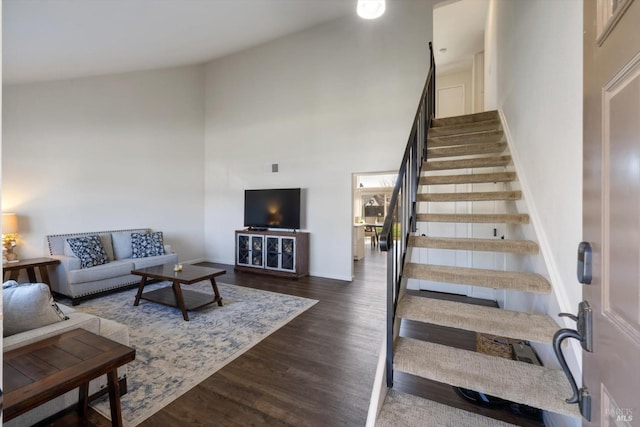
[3,328,135,427]
[132,264,226,321]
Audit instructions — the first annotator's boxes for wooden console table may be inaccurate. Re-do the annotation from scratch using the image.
[3,257,60,286]
[235,229,309,278]
[3,328,136,426]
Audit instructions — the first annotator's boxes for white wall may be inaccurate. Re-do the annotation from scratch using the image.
[483,1,499,111]
[487,0,583,317]
[485,2,582,426]
[203,2,437,280]
[472,52,485,112]
[2,65,206,262]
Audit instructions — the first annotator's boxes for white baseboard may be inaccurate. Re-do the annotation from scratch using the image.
[308,271,352,282]
[182,257,208,265]
[498,109,576,317]
[366,336,388,427]
[499,109,583,380]
[199,258,353,282]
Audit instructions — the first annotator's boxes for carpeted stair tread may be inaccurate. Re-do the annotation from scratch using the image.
[428,119,502,137]
[427,130,504,148]
[396,295,558,344]
[432,111,499,127]
[418,191,521,202]
[404,263,551,293]
[424,155,511,171]
[427,142,507,158]
[393,338,580,418]
[376,389,517,427]
[409,235,538,254]
[416,213,529,224]
[420,172,516,185]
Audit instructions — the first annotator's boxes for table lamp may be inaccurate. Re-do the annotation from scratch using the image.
[3,213,20,263]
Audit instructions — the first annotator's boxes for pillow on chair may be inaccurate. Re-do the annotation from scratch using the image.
[3,282,67,337]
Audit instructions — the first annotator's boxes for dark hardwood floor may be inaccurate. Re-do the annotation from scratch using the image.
[48,243,543,426]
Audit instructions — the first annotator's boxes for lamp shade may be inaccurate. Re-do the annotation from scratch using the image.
[2,213,19,234]
[357,0,386,19]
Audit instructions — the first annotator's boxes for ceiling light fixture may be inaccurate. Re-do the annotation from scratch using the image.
[357,0,386,20]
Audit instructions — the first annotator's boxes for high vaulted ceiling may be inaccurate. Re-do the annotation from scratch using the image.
[3,0,487,85]
[2,0,354,84]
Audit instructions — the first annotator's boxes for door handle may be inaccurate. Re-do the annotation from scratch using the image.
[577,242,592,284]
[553,301,593,421]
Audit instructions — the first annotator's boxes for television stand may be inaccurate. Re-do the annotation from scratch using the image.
[247,227,268,231]
[235,229,309,279]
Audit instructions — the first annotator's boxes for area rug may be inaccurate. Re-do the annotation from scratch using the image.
[73,281,318,426]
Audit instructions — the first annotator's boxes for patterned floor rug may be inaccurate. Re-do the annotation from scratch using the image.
[74,281,318,426]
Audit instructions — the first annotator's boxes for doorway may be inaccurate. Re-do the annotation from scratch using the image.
[352,171,396,265]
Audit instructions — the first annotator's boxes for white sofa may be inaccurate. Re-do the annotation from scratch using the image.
[46,228,178,305]
[3,282,130,426]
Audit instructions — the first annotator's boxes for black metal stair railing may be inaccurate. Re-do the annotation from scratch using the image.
[379,42,435,387]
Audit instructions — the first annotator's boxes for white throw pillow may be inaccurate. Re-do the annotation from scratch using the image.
[112,231,134,259]
[3,282,67,337]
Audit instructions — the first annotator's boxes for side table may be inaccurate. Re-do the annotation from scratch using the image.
[2,257,60,286]
[3,328,136,426]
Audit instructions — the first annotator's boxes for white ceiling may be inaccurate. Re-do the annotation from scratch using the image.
[3,0,487,85]
[2,0,354,84]
[433,0,489,75]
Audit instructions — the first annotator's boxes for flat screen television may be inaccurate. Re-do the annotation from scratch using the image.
[244,188,301,230]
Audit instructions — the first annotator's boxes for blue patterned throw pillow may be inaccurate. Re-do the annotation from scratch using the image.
[66,235,109,269]
[131,232,165,258]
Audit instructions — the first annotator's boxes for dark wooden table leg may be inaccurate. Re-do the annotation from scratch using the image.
[172,281,190,321]
[26,266,38,283]
[210,277,224,306]
[38,265,52,287]
[107,369,124,427]
[78,382,89,419]
[133,276,148,306]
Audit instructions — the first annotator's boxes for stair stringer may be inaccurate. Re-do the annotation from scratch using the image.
[366,259,414,427]
[497,109,582,427]
[366,336,388,427]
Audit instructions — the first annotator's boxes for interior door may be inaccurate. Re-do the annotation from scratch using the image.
[583,0,640,424]
[436,84,465,118]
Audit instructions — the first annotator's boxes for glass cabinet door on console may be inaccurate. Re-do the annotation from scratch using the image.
[265,236,296,272]
[251,235,264,267]
[281,237,295,271]
[236,234,265,268]
[237,234,250,266]
[265,237,280,269]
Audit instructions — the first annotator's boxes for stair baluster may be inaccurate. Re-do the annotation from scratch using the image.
[380,42,436,387]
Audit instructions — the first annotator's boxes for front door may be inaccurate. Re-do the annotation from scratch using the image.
[583,0,640,424]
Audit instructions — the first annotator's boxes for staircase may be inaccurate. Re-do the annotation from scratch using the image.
[371,111,580,426]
